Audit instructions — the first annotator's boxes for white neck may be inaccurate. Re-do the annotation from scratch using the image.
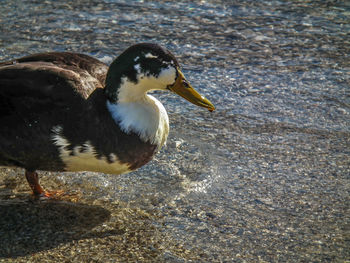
[116,65,176,103]
[106,64,176,149]
[106,95,169,149]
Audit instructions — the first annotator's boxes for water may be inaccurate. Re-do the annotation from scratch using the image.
[0,0,349,262]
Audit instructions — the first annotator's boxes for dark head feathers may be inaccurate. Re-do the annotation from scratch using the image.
[105,43,179,103]
[121,43,179,67]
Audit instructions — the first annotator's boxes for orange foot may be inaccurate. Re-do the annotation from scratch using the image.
[25,170,80,201]
[36,190,81,202]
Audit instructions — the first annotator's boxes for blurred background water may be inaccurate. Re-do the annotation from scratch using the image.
[0,0,349,262]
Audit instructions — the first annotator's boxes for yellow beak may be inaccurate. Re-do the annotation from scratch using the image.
[168,70,215,111]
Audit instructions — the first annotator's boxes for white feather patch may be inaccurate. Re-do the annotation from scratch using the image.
[105,65,174,149]
[134,64,141,74]
[144,53,158,59]
[107,95,169,149]
[51,126,131,174]
[117,65,176,103]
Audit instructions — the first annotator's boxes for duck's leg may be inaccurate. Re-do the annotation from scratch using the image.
[24,170,78,200]
[25,169,47,197]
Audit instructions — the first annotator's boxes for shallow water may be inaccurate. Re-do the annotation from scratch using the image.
[0,0,349,262]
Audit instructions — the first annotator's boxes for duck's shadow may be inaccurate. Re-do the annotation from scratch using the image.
[0,196,110,258]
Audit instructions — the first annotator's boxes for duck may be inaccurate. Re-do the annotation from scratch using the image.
[0,43,215,197]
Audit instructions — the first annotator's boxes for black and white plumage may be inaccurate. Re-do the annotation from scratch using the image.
[0,43,215,197]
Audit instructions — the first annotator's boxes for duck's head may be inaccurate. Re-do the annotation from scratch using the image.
[105,43,215,111]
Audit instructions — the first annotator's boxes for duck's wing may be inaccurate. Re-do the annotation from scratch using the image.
[0,52,109,125]
[0,52,109,116]
[0,52,108,98]
[0,52,108,170]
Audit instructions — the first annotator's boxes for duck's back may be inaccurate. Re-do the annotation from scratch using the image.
[0,52,109,171]
[0,52,108,98]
